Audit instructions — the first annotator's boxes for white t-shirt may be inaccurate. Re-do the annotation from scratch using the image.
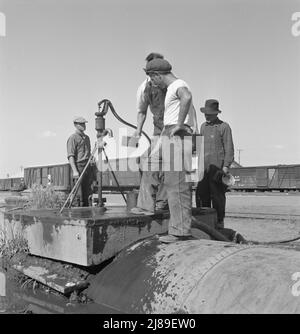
[136,78,149,113]
[164,79,198,132]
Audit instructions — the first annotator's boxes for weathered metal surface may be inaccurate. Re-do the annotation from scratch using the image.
[2,206,217,267]
[12,265,88,295]
[0,267,122,314]
[8,253,91,294]
[87,238,300,314]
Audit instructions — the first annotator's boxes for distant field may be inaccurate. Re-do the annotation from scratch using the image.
[225,191,300,242]
[226,191,300,216]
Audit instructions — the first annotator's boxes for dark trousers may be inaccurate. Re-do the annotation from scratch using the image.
[74,163,94,207]
[195,165,227,225]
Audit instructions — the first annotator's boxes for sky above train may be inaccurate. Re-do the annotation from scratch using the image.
[0,0,300,177]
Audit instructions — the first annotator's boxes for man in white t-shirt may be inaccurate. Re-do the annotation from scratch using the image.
[144,58,198,243]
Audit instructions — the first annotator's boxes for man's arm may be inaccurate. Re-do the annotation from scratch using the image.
[135,110,147,137]
[170,87,192,136]
[134,80,149,137]
[68,156,79,178]
[222,124,235,174]
[67,136,79,178]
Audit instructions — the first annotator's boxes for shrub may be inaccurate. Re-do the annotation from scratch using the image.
[0,234,29,259]
[26,184,66,210]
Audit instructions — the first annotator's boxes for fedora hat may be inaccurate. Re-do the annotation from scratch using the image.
[222,173,235,187]
[200,99,222,115]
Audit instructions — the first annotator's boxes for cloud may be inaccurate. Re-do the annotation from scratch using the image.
[274,144,284,149]
[40,130,57,138]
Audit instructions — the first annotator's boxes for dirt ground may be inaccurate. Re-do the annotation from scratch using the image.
[224,191,300,243]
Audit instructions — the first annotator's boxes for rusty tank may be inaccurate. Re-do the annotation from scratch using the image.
[87,237,300,314]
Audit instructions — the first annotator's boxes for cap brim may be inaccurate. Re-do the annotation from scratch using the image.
[144,68,171,75]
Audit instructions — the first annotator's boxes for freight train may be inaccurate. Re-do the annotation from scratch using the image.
[1,161,300,192]
[230,164,300,192]
[0,158,142,192]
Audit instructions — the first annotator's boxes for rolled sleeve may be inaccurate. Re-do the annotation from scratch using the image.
[67,135,76,160]
[222,124,234,167]
[136,79,149,114]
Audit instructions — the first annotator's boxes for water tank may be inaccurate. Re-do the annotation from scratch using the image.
[87,237,300,313]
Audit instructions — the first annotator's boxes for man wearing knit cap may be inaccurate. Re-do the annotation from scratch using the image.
[195,99,234,229]
[131,52,168,214]
[144,57,198,243]
[67,117,94,206]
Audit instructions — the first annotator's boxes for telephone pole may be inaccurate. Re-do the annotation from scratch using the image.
[237,149,243,165]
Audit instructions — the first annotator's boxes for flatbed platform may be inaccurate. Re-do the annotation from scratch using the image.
[2,206,217,267]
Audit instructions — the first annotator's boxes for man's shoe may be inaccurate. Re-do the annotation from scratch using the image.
[130,207,154,216]
[159,234,194,243]
[233,232,248,244]
[159,234,180,243]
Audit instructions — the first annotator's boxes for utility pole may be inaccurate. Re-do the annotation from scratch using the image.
[237,149,243,165]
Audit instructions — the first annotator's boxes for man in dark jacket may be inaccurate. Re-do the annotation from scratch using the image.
[196,99,234,229]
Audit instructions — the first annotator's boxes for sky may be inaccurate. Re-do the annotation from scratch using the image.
[0,0,299,177]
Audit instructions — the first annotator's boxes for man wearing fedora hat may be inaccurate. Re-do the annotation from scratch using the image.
[67,117,94,207]
[196,99,234,230]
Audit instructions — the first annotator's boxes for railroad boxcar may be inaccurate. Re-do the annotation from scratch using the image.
[24,164,72,192]
[0,177,24,191]
[230,164,300,191]
[23,158,141,192]
[8,162,300,193]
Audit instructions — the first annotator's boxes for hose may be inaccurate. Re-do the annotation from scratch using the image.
[101,99,152,146]
[192,217,300,245]
[191,217,230,242]
[247,236,300,245]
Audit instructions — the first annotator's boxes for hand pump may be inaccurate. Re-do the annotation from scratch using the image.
[95,100,113,208]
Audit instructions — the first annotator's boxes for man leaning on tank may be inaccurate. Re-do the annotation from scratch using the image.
[131,52,168,214]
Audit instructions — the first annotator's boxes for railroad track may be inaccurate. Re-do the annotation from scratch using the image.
[226,211,300,221]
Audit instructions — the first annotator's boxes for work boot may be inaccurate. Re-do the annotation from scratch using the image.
[159,234,180,243]
[233,232,248,244]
